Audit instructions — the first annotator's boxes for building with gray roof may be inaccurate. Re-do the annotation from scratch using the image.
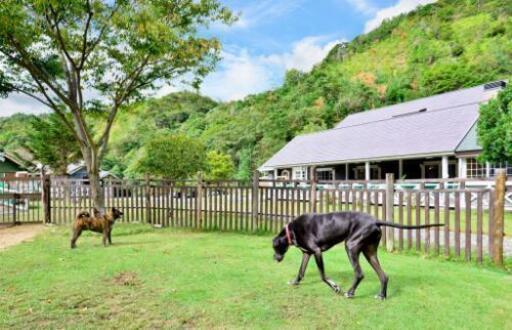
[259,81,511,181]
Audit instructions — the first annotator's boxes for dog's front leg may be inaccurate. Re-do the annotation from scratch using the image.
[314,252,342,294]
[108,229,113,245]
[102,225,109,247]
[289,253,310,285]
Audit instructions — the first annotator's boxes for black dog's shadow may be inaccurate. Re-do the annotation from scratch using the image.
[104,240,160,246]
[288,269,423,299]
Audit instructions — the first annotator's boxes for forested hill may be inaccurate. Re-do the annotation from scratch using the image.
[1,0,512,179]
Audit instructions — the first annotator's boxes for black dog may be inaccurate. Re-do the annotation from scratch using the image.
[272,211,443,299]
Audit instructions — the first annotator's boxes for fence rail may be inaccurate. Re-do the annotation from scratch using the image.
[1,172,508,265]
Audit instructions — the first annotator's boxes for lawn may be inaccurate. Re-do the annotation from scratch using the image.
[1,225,512,329]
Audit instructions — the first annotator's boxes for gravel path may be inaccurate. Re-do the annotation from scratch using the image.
[0,224,48,251]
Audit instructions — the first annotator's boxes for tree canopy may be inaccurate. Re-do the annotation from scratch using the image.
[0,0,233,207]
[477,82,512,164]
[129,133,206,180]
[26,113,81,175]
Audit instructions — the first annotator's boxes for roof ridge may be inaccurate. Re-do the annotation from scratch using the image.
[341,83,487,122]
[294,100,482,139]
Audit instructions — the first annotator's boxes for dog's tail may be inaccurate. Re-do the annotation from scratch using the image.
[375,221,444,230]
[77,211,90,219]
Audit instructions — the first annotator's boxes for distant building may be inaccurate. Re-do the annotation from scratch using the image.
[260,81,512,181]
[66,162,118,180]
[0,151,34,179]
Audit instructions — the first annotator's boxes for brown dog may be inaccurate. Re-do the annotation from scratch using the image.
[70,207,123,249]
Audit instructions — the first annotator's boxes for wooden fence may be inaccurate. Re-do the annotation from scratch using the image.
[0,176,42,224]
[1,171,508,265]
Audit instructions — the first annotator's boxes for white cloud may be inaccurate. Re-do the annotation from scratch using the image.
[342,0,377,15]
[263,36,342,72]
[364,0,437,33]
[200,36,343,101]
[0,93,50,117]
[200,49,274,101]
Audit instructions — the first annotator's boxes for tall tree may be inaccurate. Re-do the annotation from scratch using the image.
[129,133,206,179]
[26,114,81,175]
[477,83,512,165]
[0,0,232,209]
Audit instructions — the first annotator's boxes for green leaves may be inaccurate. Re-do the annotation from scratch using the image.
[477,82,512,164]
[129,133,206,180]
[26,113,81,175]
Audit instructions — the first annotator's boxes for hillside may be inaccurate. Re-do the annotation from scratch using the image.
[1,0,511,179]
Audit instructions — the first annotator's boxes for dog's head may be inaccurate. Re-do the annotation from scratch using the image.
[104,207,124,222]
[272,230,290,262]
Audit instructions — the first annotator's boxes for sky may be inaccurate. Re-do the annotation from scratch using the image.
[0,0,436,117]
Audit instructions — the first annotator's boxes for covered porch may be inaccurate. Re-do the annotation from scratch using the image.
[271,155,485,181]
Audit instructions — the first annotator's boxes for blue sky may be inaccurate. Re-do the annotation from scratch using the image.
[0,0,435,116]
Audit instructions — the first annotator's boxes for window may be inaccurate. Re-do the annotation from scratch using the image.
[317,168,334,181]
[466,158,486,178]
[293,167,307,180]
[466,158,512,178]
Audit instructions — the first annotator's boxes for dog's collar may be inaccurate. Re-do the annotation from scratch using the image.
[285,224,293,246]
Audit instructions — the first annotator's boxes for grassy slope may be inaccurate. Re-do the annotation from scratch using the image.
[1,225,511,329]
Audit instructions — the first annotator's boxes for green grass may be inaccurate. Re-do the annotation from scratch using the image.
[1,225,512,329]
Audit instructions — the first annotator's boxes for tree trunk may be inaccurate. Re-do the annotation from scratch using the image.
[82,146,105,211]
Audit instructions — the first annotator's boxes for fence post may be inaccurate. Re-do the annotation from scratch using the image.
[252,171,259,231]
[196,173,203,228]
[493,169,506,266]
[310,166,317,213]
[41,167,51,224]
[385,173,395,252]
[145,174,152,225]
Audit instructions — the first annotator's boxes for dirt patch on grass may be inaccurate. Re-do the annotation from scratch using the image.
[112,272,140,287]
[0,224,48,251]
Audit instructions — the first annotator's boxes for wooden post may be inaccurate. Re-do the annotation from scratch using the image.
[310,166,317,213]
[40,167,51,224]
[252,171,259,231]
[493,169,506,266]
[385,173,395,252]
[196,173,203,228]
[145,174,152,224]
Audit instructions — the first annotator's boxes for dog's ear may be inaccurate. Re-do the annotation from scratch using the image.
[93,208,101,217]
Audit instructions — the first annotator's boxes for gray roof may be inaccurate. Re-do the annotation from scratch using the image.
[261,82,503,170]
[456,122,481,153]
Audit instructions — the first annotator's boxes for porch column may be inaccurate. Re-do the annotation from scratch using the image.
[486,162,491,178]
[345,163,349,180]
[458,158,467,179]
[365,161,370,180]
[398,159,403,179]
[274,169,278,179]
[442,156,449,179]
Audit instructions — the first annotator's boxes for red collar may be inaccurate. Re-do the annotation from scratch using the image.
[285,224,293,245]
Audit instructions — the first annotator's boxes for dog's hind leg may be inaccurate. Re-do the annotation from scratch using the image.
[70,228,82,249]
[314,252,342,294]
[344,244,364,298]
[108,228,113,245]
[289,253,311,285]
[363,244,388,300]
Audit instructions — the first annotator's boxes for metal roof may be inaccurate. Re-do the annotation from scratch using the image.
[261,82,504,170]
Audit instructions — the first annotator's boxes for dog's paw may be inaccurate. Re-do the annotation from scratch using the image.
[344,292,354,299]
[374,294,386,301]
[288,280,300,286]
[333,285,342,294]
